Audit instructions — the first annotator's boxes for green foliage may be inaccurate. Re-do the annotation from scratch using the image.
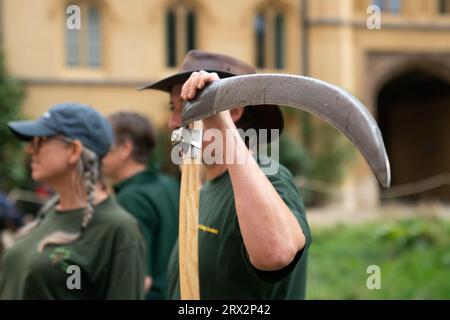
[0,53,26,190]
[307,218,450,299]
[277,133,313,203]
[148,126,180,178]
[308,125,356,184]
[278,110,356,205]
[278,133,312,178]
[374,219,443,252]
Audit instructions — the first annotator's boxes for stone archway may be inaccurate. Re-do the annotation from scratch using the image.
[376,67,450,202]
[364,52,450,203]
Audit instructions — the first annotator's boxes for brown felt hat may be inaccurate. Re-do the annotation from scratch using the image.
[138,50,283,135]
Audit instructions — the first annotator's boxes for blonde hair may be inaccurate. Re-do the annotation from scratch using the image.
[15,147,101,253]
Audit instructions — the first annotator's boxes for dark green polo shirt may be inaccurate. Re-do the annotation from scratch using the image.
[0,196,146,299]
[114,167,179,300]
[167,158,312,299]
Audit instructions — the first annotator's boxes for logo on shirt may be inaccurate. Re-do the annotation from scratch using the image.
[49,247,71,272]
[198,224,219,235]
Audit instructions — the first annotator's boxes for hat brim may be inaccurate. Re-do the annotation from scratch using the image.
[137,70,237,92]
[8,120,57,141]
[138,70,284,136]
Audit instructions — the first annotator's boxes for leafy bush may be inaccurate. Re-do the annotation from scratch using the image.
[279,110,356,205]
[148,126,180,178]
[307,217,450,299]
[374,219,443,252]
[0,53,25,190]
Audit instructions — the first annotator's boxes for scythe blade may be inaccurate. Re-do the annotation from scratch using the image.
[182,74,391,188]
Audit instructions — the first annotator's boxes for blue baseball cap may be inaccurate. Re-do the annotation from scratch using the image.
[8,103,114,158]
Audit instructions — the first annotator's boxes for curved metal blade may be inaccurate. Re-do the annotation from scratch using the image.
[182,74,391,188]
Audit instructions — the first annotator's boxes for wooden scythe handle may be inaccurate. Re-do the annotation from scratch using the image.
[179,120,202,300]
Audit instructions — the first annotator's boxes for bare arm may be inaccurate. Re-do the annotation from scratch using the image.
[181,71,306,271]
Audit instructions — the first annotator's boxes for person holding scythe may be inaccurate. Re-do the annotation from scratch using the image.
[140,50,312,299]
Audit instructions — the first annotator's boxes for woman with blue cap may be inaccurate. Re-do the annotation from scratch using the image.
[0,103,146,299]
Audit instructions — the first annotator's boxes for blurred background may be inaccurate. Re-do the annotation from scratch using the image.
[0,0,449,299]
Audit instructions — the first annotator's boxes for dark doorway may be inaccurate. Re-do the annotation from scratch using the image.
[378,69,450,202]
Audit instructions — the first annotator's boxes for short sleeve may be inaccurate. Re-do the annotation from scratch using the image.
[241,164,312,283]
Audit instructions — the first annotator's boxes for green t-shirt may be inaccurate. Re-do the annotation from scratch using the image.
[114,167,179,300]
[0,196,146,300]
[167,158,312,300]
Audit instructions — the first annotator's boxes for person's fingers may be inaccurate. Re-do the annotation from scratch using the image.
[181,72,195,100]
[180,78,189,100]
[210,72,220,81]
[182,71,220,100]
[188,70,205,99]
[197,71,219,90]
[197,72,207,90]
[181,71,198,100]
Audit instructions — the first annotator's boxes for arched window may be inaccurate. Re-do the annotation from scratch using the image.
[254,3,285,70]
[65,3,102,68]
[166,2,197,67]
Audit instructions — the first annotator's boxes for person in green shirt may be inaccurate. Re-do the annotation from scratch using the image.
[139,50,312,299]
[0,103,145,300]
[102,112,179,300]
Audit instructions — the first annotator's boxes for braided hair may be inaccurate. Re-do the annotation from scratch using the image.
[80,148,97,231]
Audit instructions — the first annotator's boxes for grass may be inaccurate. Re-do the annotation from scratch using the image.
[306,217,450,299]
